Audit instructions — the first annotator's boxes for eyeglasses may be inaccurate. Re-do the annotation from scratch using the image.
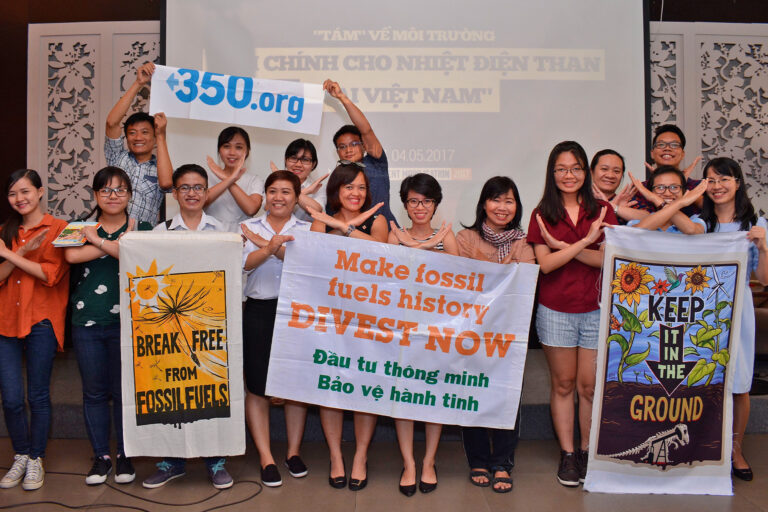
[98,187,129,197]
[553,166,585,177]
[706,177,738,186]
[175,185,207,194]
[336,141,363,151]
[286,156,314,165]
[652,184,682,193]
[406,198,436,208]
[338,160,366,168]
[653,141,683,150]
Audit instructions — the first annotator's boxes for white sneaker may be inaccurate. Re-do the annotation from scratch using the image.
[0,454,28,488]
[22,457,44,490]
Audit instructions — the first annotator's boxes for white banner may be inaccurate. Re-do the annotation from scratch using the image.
[266,231,538,429]
[119,232,245,457]
[149,64,324,135]
[585,227,749,495]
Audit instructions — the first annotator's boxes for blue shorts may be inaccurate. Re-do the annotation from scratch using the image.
[536,304,599,350]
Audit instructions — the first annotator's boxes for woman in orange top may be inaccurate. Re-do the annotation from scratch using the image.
[0,169,69,491]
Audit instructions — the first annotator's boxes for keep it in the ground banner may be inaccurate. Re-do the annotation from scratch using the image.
[266,231,539,429]
[585,226,749,495]
[119,232,245,458]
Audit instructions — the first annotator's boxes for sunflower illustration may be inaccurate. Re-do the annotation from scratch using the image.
[685,265,710,293]
[611,262,654,306]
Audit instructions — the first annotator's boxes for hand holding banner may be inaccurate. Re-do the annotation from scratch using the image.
[149,65,324,134]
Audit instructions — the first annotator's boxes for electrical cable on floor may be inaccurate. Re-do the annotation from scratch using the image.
[0,466,263,512]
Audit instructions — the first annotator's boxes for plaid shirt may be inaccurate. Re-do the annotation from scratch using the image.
[631,178,702,216]
[104,136,165,224]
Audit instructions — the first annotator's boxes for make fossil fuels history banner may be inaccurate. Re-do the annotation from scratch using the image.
[119,232,245,457]
[266,231,539,429]
[585,226,749,495]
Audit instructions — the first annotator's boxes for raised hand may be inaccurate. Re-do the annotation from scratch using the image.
[269,161,279,173]
[303,173,330,195]
[612,183,638,209]
[629,172,663,208]
[241,224,268,248]
[154,112,167,136]
[81,225,102,246]
[584,206,608,245]
[536,214,570,250]
[206,156,228,181]
[389,222,420,248]
[592,184,608,202]
[136,62,156,86]
[323,79,344,100]
[747,226,768,252]
[421,222,452,250]
[266,234,295,255]
[677,178,708,207]
[311,202,384,232]
[681,156,703,179]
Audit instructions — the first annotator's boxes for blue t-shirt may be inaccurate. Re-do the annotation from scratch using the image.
[626,216,705,234]
[690,215,767,276]
[363,150,396,225]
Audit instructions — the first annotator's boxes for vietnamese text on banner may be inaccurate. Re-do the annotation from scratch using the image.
[149,64,324,135]
[266,231,539,429]
[585,226,749,495]
[119,232,245,458]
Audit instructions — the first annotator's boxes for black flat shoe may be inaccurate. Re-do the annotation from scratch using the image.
[399,468,416,497]
[419,465,438,494]
[732,463,753,481]
[349,463,367,491]
[328,459,347,489]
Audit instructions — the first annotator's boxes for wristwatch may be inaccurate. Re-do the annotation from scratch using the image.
[344,225,355,237]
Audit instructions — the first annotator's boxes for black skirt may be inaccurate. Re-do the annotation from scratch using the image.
[242,297,279,396]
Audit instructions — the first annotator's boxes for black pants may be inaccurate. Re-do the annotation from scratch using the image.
[461,426,519,473]
[242,298,278,396]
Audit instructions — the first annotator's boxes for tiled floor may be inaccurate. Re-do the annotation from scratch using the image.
[0,436,766,511]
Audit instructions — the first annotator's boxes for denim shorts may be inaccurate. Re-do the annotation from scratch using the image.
[536,304,599,349]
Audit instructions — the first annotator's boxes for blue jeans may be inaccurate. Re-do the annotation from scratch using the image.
[73,324,124,457]
[0,319,57,459]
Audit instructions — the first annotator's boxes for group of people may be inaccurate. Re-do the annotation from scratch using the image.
[0,62,764,497]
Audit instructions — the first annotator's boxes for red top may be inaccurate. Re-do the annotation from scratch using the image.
[0,214,70,349]
[527,200,617,313]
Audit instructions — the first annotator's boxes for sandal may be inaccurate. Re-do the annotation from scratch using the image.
[491,470,513,493]
[469,469,491,487]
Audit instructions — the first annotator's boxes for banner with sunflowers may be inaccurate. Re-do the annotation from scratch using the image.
[119,232,245,457]
[585,226,749,495]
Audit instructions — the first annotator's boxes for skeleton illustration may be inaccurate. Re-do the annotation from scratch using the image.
[606,424,689,467]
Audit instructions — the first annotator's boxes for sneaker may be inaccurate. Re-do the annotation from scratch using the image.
[22,457,44,490]
[0,454,28,488]
[285,455,308,478]
[142,461,185,488]
[577,449,588,483]
[208,459,233,489]
[261,463,282,487]
[115,455,136,484]
[557,451,580,487]
[85,456,112,485]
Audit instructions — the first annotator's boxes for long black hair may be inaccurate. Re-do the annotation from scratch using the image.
[82,166,133,221]
[1,169,43,250]
[462,176,523,235]
[536,141,599,225]
[700,157,756,232]
[325,164,371,212]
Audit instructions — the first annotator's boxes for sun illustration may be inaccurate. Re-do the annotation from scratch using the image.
[685,265,710,293]
[611,262,654,306]
[126,260,173,317]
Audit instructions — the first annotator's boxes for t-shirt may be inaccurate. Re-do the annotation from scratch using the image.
[526,201,618,313]
[690,215,767,277]
[205,170,264,232]
[626,216,706,234]
[363,151,396,225]
[71,220,153,327]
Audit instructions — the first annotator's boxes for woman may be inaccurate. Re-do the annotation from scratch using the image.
[310,162,387,491]
[694,157,767,482]
[626,166,707,234]
[0,170,69,491]
[455,176,534,494]
[526,141,617,487]
[240,171,312,488]
[64,167,152,485]
[387,173,457,496]
[271,139,329,222]
[203,126,264,232]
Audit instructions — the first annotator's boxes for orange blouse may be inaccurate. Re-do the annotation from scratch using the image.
[0,214,70,349]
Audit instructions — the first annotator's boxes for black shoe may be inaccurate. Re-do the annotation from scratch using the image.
[576,449,588,483]
[115,455,135,484]
[349,463,367,491]
[419,464,437,494]
[261,463,282,487]
[285,455,308,478]
[557,451,580,487]
[85,457,112,485]
[732,463,753,481]
[399,468,416,497]
[328,459,347,489]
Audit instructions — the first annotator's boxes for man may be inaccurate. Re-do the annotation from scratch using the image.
[145,164,232,489]
[632,124,702,215]
[323,79,396,225]
[105,62,172,224]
